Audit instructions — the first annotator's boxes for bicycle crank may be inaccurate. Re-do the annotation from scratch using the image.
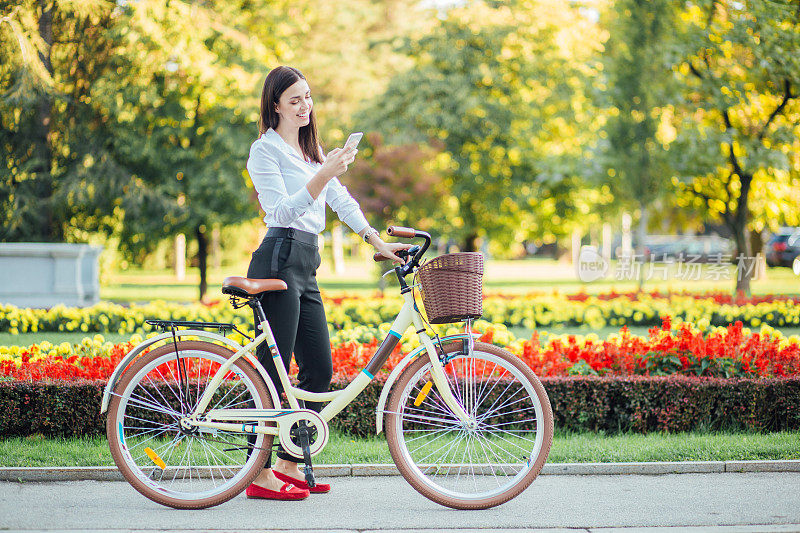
[291,420,316,488]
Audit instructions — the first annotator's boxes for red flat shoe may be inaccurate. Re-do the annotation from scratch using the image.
[273,470,331,493]
[245,482,309,500]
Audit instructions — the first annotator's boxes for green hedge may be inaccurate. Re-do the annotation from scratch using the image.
[1,376,798,438]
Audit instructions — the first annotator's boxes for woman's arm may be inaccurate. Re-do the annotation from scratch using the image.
[305,166,335,200]
[247,142,356,226]
[325,179,411,263]
[307,145,357,200]
[326,176,371,234]
[247,143,316,226]
[361,227,413,264]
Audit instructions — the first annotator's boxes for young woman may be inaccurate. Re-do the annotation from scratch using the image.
[244,66,411,501]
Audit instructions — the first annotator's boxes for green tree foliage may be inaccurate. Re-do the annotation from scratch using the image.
[355,0,607,252]
[667,0,800,295]
[259,0,433,146]
[0,1,281,299]
[1,0,441,297]
[0,0,155,243]
[97,0,277,299]
[596,0,676,288]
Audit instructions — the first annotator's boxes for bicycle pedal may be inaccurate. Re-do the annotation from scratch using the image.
[303,463,316,488]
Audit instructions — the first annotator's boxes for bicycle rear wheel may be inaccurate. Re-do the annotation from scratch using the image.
[385,341,553,510]
[106,340,273,509]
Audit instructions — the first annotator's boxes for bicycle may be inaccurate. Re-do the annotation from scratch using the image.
[100,226,553,510]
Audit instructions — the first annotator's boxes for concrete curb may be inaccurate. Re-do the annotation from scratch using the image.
[2,460,799,482]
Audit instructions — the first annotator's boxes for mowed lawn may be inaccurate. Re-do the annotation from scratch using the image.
[102,257,800,303]
[2,430,799,467]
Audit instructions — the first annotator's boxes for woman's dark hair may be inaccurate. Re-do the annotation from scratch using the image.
[258,66,323,164]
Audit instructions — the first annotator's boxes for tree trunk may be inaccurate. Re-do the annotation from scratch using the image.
[636,202,648,292]
[331,223,345,274]
[375,263,386,296]
[621,212,633,259]
[732,221,754,296]
[175,234,186,281]
[35,1,55,240]
[750,228,768,281]
[602,223,612,263]
[463,233,478,252]
[196,225,208,301]
[211,225,221,270]
[571,228,581,265]
[730,167,755,296]
[749,228,764,257]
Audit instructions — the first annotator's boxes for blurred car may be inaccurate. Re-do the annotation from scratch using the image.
[679,236,736,263]
[642,235,734,263]
[766,228,800,267]
[644,240,686,261]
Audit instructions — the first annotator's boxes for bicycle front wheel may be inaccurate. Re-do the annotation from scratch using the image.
[106,340,274,509]
[385,341,553,510]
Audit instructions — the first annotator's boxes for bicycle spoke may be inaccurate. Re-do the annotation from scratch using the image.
[152,363,186,412]
[403,425,453,445]
[477,427,534,459]
[477,388,529,421]
[476,377,518,422]
[480,415,539,430]
[473,359,494,414]
[407,426,458,456]
[414,383,457,422]
[420,429,467,476]
[472,429,514,481]
[384,408,461,428]
[124,393,184,419]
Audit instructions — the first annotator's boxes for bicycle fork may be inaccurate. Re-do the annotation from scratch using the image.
[409,318,473,426]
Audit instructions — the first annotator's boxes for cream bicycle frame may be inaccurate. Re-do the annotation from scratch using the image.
[183,289,470,437]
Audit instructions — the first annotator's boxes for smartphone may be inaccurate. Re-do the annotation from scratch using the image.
[344,132,363,151]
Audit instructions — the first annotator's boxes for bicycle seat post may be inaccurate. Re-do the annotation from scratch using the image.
[248,298,268,331]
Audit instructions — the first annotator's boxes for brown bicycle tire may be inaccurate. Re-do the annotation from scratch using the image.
[106,340,274,509]
[385,341,553,510]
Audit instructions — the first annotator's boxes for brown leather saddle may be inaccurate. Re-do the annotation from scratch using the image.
[221,276,287,299]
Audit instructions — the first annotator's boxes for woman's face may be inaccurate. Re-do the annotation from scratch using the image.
[275,79,312,129]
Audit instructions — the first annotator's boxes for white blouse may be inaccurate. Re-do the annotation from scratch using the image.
[246,128,370,235]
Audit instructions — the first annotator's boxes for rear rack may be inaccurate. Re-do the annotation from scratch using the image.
[145,319,253,341]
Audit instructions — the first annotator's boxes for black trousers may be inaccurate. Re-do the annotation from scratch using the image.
[246,230,333,468]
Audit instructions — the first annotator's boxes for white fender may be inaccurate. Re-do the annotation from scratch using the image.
[375,332,479,434]
[100,330,281,414]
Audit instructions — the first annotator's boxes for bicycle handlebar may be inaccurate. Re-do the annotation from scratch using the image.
[372,226,431,277]
[373,245,420,263]
[386,226,416,238]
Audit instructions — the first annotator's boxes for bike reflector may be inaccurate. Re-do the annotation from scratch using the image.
[414,380,434,406]
[145,447,166,470]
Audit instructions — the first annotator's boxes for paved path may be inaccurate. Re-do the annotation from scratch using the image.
[2,473,800,532]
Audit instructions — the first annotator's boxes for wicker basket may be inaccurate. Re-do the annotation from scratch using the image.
[417,252,484,324]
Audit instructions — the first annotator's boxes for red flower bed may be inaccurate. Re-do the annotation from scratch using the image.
[0,342,134,381]
[564,289,800,305]
[2,317,799,382]
[505,317,800,379]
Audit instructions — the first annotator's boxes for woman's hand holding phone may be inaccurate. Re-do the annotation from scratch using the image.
[320,146,357,181]
[319,132,362,181]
